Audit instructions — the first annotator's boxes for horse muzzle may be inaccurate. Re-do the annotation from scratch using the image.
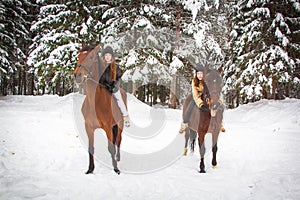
[210,103,219,117]
[211,103,218,110]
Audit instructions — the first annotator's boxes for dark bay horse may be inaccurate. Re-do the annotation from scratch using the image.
[182,67,224,173]
[74,44,127,174]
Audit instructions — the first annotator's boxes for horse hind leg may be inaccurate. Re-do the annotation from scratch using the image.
[108,126,121,174]
[113,125,121,162]
[189,129,197,153]
[183,128,190,156]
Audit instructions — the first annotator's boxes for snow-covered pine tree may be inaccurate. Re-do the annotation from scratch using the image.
[0,0,11,95]
[100,0,187,105]
[180,0,229,67]
[224,0,300,106]
[0,0,36,95]
[27,0,106,95]
[104,0,229,106]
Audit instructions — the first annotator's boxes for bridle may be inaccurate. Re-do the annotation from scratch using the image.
[75,50,103,85]
[77,63,93,77]
[77,63,101,85]
[209,90,223,110]
[205,76,223,112]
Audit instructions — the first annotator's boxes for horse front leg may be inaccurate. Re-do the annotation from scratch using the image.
[198,111,211,173]
[212,132,219,168]
[198,134,206,173]
[212,143,218,167]
[86,152,95,174]
[85,124,95,174]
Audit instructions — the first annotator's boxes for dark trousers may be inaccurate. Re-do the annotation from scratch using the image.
[183,100,196,123]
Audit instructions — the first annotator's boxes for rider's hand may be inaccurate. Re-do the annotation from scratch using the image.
[200,105,209,111]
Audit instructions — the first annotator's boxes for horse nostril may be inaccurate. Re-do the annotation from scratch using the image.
[212,104,217,110]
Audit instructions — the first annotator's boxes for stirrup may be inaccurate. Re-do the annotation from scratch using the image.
[179,122,188,134]
[221,126,226,132]
[123,116,130,127]
[220,123,225,132]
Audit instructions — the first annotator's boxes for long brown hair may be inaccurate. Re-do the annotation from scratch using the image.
[103,59,117,81]
[110,60,117,81]
[193,74,204,87]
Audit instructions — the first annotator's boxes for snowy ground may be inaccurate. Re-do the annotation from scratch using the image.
[1,93,300,200]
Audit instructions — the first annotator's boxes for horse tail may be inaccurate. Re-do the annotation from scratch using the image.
[189,129,197,152]
[190,139,196,152]
[112,125,118,145]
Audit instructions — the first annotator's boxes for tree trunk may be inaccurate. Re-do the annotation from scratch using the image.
[169,74,178,109]
[132,81,136,96]
[153,83,157,105]
[138,85,145,102]
[159,85,167,105]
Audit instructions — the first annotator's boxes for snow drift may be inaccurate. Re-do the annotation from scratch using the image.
[0,94,299,199]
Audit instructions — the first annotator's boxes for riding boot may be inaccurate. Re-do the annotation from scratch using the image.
[179,100,195,133]
[124,115,130,127]
[179,122,188,134]
[220,122,225,132]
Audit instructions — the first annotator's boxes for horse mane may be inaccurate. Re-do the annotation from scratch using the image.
[207,68,218,76]
[80,45,95,52]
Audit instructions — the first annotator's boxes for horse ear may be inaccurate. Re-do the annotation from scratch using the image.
[205,67,210,75]
[95,44,101,51]
[81,43,85,48]
[218,65,223,73]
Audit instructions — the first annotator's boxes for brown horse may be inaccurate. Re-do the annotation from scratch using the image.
[74,44,127,174]
[182,67,224,173]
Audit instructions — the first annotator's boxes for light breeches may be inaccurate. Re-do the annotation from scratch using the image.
[112,90,128,117]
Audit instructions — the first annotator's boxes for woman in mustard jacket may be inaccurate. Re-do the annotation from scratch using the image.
[179,65,225,133]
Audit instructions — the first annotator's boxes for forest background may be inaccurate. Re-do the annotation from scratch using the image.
[0,0,299,108]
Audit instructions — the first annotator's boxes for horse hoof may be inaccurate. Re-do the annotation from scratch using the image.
[85,169,94,174]
[114,169,121,175]
[199,169,206,173]
[212,165,217,169]
[212,160,217,166]
[85,164,95,174]
[183,148,188,156]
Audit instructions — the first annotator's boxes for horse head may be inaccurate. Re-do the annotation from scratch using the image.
[74,44,102,85]
[205,66,223,117]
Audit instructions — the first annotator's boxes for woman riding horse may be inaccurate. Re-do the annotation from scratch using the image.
[100,45,130,127]
[179,65,225,134]
[180,64,225,173]
[74,44,127,174]
[179,65,209,133]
